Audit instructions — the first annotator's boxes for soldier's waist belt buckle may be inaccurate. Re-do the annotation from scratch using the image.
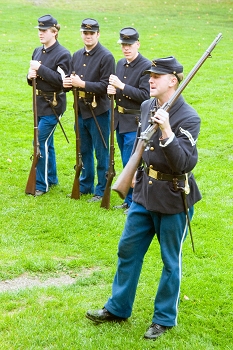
[117,105,140,115]
[148,168,190,181]
[78,91,92,98]
[117,105,125,113]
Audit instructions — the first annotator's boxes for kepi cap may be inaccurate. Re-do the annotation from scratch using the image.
[80,18,99,32]
[144,56,183,81]
[35,14,58,30]
[117,27,139,44]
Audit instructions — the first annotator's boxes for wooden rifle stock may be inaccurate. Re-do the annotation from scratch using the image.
[112,33,223,199]
[100,95,116,209]
[71,72,83,199]
[25,78,41,195]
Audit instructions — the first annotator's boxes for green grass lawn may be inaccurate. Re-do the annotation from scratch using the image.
[0,0,233,348]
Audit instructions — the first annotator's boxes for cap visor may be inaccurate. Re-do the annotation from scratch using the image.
[117,39,137,44]
[143,69,167,75]
[80,29,97,32]
[35,25,51,29]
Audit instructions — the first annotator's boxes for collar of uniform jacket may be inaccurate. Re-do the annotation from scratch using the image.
[82,42,100,56]
[123,53,142,68]
[41,41,59,54]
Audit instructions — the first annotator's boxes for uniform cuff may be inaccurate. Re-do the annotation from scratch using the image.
[159,132,175,147]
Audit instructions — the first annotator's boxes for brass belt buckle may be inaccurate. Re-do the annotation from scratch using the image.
[148,168,158,180]
[79,91,86,98]
[118,105,124,114]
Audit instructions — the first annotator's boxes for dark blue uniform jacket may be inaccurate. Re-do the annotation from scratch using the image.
[27,41,71,116]
[133,96,202,214]
[114,53,151,133]
[71,42,115,119]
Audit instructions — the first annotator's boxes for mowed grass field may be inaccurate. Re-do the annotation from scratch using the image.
[0,0,233,349]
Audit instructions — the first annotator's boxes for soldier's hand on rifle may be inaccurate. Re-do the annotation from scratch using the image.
[109,74,125,90]
[28,60,41,80]
[107,84,116,95]
[28,68,37,80]
[151,108,173,139]
[71,74,85,89]
[63,76,73,88]
[30,60,41,71]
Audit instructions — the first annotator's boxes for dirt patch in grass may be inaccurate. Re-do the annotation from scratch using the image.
[0,268,100,293]
[0,274,76,293]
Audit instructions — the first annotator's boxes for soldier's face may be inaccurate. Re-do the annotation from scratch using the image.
[38,29,56,48]
[121,41,140,62]
[149,73,173,97]
[81,31,100,50]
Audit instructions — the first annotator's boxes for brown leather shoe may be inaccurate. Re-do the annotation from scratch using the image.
[86,307,127,323]
[144,323,173,340]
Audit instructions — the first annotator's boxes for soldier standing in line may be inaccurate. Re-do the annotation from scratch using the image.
[27,14,71,196]
[107,27,151,213]
[63,18,115,202]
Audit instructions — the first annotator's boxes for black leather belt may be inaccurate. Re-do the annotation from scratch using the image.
[117,105,140,115]
[36,90,63,96]
[145,167,191,181]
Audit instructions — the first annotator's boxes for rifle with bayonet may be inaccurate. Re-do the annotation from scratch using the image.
[25,78,41,195]
[112,33,223,199]
[70,71,83,199]
[100,95,116,209]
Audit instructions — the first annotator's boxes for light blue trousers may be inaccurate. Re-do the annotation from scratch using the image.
[105,201,194,326]
[36,114,58,192]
